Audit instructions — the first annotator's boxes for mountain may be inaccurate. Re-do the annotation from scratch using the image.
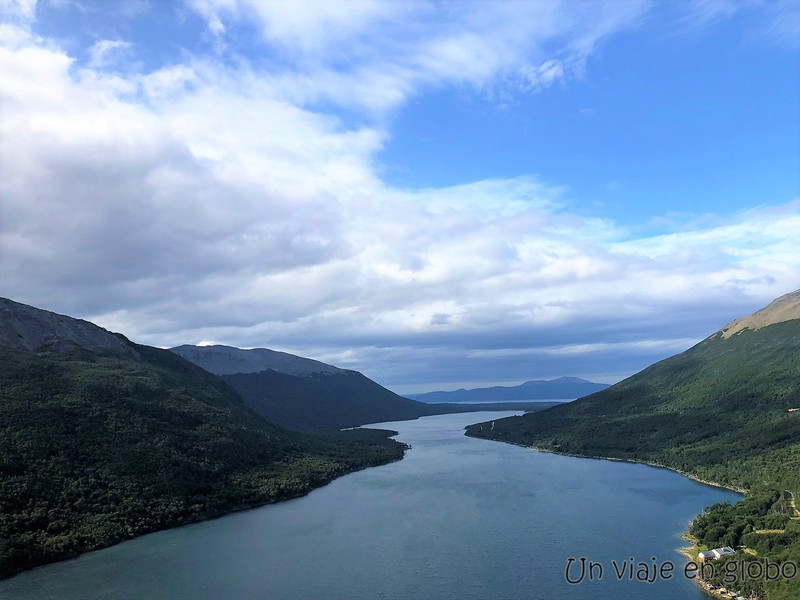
[466,291,800,484]
[407,377,608,403]
[170,344,428,431]
[720,290,800,338]
[0,298,407,578]
[170,344,346,376]
[171,345,559,432]
[0,297,138,359]
[466,291,800,600]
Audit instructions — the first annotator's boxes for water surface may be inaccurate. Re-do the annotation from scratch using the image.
[1,411,741,599]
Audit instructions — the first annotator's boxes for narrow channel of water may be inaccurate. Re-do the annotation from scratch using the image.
[1,411,741,599]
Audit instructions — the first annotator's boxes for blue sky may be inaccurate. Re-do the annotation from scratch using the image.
[1,0,799,393]
[384,28,799,228]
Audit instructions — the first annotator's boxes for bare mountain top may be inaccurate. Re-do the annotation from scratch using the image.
[0,297,139,359]
[720,290,800,339]
[170,344,348,377]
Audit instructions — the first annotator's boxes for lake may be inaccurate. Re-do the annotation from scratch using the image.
[0,411,741,599]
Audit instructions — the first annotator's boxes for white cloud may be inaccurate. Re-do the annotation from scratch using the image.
[762,0,800,49]
[680,0,799,48]
[0,0,37,21]
[185,0,649,113]
[0,5,798,390]
[685,0,743,24]
[88,39,132,69]
[188,0,236,36]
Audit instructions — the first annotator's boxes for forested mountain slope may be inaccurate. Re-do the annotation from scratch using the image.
[0,299,406,578]
[466,291,800,600]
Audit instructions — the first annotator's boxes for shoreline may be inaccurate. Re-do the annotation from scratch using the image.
[678,536,749,600]
[1,437,410,581]
[467,435,749,598]
[530,447,747,494]
[675,544,718,599]
[469,433,746,494]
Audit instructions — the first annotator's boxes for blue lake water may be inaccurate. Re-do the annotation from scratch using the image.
[0,411,741,599]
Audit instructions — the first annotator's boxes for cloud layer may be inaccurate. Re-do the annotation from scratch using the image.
[1,2,798,393]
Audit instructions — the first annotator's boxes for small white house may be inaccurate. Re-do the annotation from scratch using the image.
[698,547,735,562]
[712,546,736,559]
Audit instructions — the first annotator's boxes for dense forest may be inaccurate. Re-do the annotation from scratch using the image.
[0,344,407,578]
[688,489,800,600]
[466,320,800,599]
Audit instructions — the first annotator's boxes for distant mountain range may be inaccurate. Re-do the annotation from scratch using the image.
[466,290,800,600]
[407,377,609,403]
[172,344,557,432]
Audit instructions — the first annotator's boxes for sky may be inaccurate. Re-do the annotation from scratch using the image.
[1,0,798,394]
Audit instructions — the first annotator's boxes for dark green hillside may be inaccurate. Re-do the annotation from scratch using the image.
[221,369,430,432]
[222,370,559,432]
[466,316,800,600]
[0,345,406,578]
[466,320,800,487]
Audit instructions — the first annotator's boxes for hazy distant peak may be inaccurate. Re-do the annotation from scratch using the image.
[0,297,139,359]
[170,344,347,377]
[522,376,591,385]
[720,290,800,339]
[408,377,609,402]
